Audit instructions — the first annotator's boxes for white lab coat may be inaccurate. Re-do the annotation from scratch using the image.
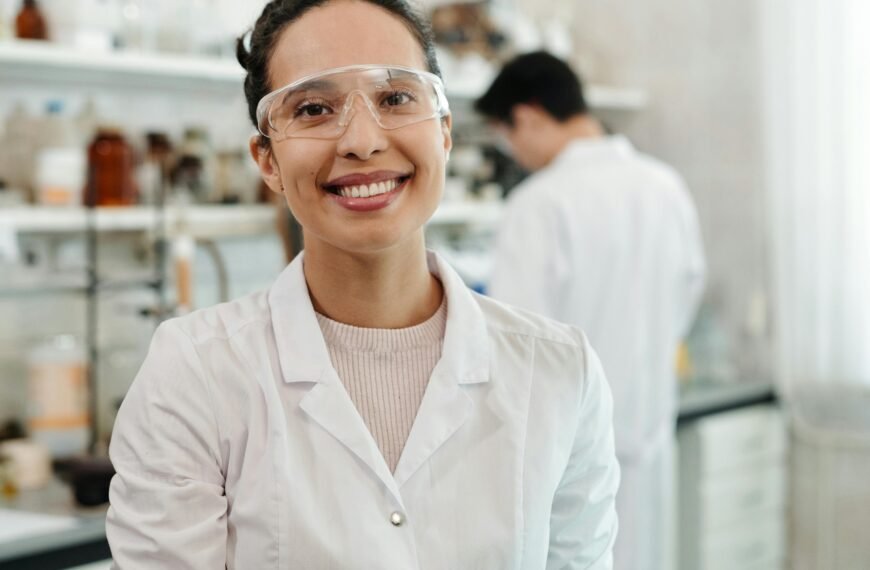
[489,136,706,570]
[107,250,620,569]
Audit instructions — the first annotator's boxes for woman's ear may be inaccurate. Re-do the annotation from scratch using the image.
[248,135,283,195]
[441,114,453,157]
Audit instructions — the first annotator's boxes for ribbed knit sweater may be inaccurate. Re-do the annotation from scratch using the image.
[314,297,447,473]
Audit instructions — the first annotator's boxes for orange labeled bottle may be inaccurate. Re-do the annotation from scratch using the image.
[15,0,47,40]
[85,127,138,207]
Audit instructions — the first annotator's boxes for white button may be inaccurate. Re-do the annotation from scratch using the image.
[390,511,404,526]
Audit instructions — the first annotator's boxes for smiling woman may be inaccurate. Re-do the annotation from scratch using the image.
[103,1,621,568]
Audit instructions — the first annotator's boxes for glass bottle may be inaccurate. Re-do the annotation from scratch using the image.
[137,131,172,205]
[85,127,138,207]
[15,0,47,40]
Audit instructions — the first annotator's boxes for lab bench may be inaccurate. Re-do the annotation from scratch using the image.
[0,380,777,570]
[0,478,109,570]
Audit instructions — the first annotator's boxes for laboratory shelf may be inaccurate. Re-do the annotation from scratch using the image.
[446,83,648,111]
[0,41,647,109]
[0,204,278,238]
[0,39,244,89]
[1,201,502,239]
[430,200,503,226]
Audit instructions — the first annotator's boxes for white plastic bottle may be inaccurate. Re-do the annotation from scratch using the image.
[34,100,86,206]
[27,335,90,458]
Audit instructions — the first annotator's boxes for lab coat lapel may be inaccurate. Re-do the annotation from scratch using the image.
[268,253,403,504]
[299,371,403,504]
[393,252,491,487]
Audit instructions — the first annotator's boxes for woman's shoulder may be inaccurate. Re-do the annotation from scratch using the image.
[163,288,273,345]
[472,291,590,351]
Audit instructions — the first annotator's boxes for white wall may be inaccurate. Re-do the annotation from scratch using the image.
[568,0,771,380]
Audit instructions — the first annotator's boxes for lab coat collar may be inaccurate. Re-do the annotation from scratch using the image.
[552,134,635,168]
[267,249,490,386]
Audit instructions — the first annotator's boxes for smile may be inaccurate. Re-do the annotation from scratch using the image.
[331,177,404,198]
[322,173,411,213]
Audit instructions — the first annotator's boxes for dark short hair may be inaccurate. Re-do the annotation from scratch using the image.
[474,51,588,125]
[236,0,441,146]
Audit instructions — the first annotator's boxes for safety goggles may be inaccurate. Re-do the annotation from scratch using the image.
[255,64,451,142]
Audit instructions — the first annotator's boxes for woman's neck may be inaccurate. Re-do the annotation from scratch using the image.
[302,235,443,329]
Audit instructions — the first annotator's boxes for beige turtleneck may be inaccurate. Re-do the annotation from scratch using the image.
[314,297,447,473]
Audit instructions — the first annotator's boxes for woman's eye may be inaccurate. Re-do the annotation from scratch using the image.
[384,91,414,107]
[295,103,331,118]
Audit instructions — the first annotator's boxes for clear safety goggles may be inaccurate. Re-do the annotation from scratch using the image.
[255,64,451,142]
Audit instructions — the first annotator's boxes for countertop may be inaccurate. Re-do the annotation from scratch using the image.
[677,379,777,426]
[0,479,108,568]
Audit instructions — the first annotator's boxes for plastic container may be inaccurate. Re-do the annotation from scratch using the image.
[789,383,870,570]
[27,335,90,458]
[0,439,52,490]
[1,102,39,199]
[35,147,86,206]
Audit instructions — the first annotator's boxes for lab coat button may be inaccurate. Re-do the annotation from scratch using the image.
[390,511,404,526]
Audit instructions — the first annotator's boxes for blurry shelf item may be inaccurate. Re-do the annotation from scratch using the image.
[446,84,648,111]
[1,205,277,239]
[429,200,503,226]
[0,40,244,89]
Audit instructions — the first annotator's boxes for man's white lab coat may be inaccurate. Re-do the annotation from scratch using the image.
[107,251,620,569]
[490,136,706,570]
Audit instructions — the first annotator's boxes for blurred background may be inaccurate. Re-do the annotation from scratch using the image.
[0,0,867,568]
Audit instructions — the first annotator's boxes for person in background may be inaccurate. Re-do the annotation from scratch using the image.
[476,51,707,570]
[105,3,620,568]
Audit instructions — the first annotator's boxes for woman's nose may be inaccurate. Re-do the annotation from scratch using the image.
[335,94,389,161]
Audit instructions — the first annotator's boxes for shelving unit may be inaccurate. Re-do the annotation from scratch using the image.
[2,204,277,238]
[447,82,648,112]
[0,40,243,90]
[0,40,648,110]
[1,201,503,237]
[430,200,503,225]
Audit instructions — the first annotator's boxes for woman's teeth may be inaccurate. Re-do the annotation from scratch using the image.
[335,178,401,198]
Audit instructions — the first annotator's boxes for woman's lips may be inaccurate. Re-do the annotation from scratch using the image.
[326,177,409,212]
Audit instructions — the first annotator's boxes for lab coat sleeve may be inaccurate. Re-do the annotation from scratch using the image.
[107,321,227,569]
[488,190,568,318]
[547,335,620,570]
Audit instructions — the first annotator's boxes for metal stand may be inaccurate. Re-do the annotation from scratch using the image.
[83,171,168,454]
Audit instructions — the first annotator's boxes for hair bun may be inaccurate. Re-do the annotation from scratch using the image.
[236,32,252,71]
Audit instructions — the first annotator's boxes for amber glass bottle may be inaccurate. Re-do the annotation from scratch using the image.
[85,128,138,207]
[15,0,47,40]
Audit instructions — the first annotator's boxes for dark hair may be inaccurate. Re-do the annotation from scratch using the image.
[474,51,588,125]
[237,0,441,145]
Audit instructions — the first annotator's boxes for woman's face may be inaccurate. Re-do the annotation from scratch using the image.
[254,0,452,256]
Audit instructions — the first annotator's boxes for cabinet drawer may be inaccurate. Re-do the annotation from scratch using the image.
[701,515,785,570]
[700,464,786,530]
[696,407,786,472]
